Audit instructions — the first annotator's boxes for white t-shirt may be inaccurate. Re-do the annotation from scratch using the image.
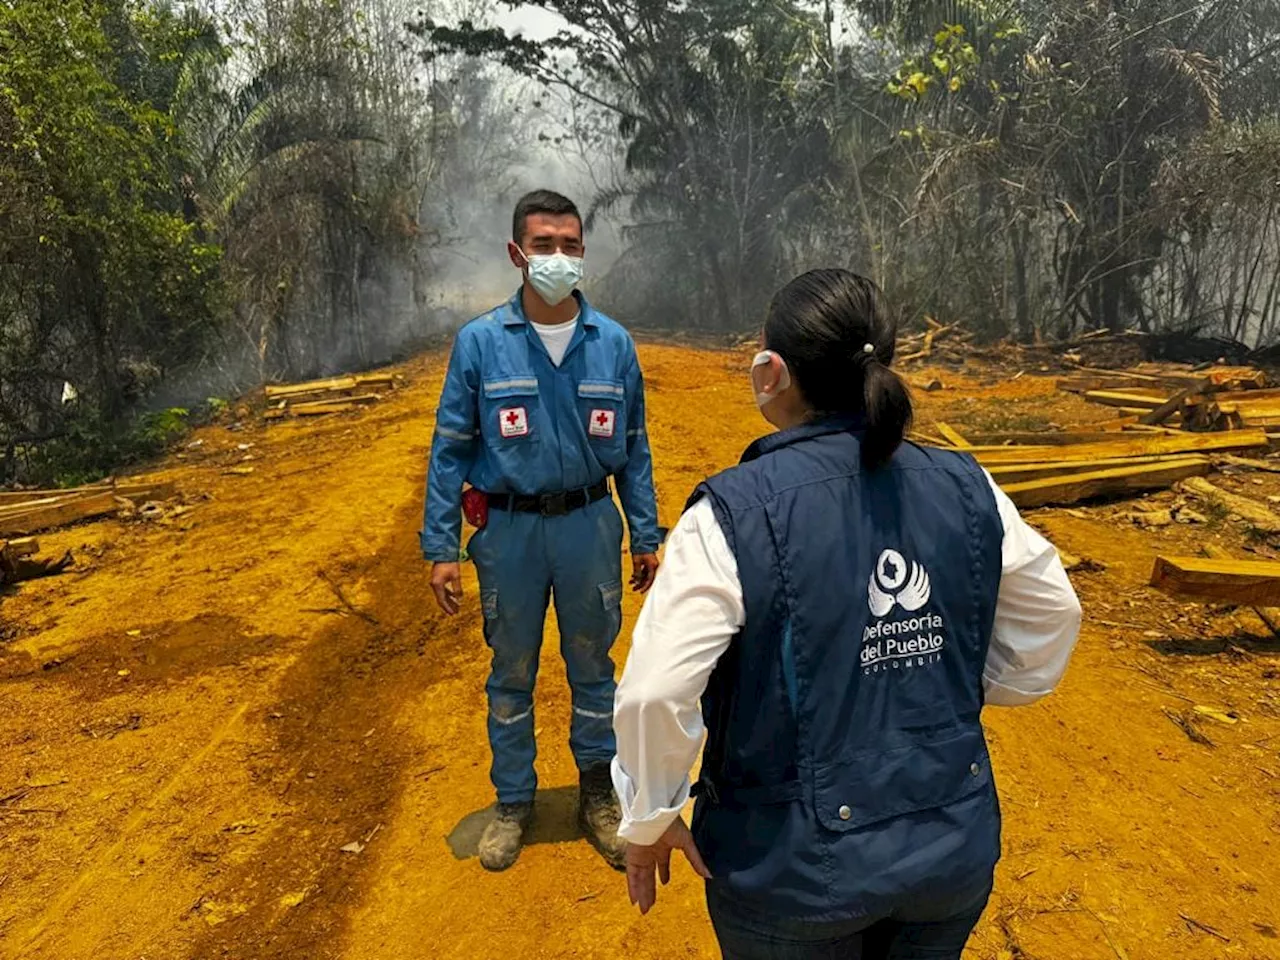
[532,314,579,367]
[611,469,1083,845]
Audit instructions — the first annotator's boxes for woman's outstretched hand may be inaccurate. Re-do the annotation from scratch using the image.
[625,816,712,915]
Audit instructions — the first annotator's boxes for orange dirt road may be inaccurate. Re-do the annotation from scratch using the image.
[1,343,1278,959]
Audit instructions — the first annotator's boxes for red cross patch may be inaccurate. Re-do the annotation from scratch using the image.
[589,408,616,439]
[499,406,529,438]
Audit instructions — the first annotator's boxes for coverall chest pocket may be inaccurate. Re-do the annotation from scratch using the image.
[481,376,542,448]
[577,380,626,451]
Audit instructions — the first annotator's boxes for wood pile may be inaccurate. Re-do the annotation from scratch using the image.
[896,318,972,366]
[1058,363,1280,433]
[917,422,1270,509]
[263,373,397,421]
[0,479,174,536]
[895,326,1259,372]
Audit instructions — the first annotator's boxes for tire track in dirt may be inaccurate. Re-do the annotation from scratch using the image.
[16,702,252,952]
[177,504,466,958]
[0,359,450,959]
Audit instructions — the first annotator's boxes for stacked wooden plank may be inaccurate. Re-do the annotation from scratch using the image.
[0,480,174,535]
[1058,364,1275,431]
[1058,363,1267,396]
[263,373,396,420]
[922,423,1270,509]
[1194,387,1280,432]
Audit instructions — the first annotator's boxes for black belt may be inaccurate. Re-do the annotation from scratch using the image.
[487,479,611,517]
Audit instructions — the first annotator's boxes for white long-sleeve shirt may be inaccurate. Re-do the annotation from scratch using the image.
[611,470,1082,846]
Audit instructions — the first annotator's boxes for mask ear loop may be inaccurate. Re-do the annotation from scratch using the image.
[752,350,792,398]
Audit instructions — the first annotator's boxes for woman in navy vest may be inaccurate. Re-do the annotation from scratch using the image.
[611,269,1081,959]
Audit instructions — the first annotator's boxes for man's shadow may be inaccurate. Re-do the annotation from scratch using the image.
[446,785,583,860]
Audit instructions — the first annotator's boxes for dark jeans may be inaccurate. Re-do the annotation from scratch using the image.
[706,880,991,960]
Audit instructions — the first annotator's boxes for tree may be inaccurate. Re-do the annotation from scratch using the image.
[842,0,1280,340]
[415,0,839,329]
[0,0,530,483]
[0,0,221,480]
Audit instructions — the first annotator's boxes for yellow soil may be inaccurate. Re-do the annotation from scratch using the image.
[1,343,1278,959]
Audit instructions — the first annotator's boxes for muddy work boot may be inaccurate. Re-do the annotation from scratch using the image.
[479,801,534,872]
[578,764,627,870]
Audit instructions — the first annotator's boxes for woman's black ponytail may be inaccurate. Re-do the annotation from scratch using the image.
[764,269,913,470]
[861,355,913,469]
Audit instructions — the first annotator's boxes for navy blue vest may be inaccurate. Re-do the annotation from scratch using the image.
[689,417,1004,921]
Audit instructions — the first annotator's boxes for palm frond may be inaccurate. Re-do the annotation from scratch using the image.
[585,185,632,231]
[913,136,998,210]
[1154,45,1222,122]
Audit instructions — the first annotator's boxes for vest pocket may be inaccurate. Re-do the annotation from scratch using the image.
[812,724,992,833]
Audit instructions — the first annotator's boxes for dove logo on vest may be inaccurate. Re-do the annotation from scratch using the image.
[868,549,930,616]
[861,549,946,674]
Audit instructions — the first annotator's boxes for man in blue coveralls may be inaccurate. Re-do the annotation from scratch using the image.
[421,189,661,872]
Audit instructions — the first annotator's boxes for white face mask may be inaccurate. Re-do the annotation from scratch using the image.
[751,350,791,409]
[522,251,584,306]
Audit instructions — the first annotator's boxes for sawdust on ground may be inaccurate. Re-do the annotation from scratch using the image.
[1,344,1278,960]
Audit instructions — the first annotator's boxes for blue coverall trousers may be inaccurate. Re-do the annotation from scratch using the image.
[466,496,624,804]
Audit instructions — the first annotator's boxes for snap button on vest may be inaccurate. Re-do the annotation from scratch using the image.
[838,805,852,821]
[970,762,981,776]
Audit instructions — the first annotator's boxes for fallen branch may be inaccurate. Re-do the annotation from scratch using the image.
[1086,908,1132,960]
[1179,913,1230,943]
[0,538,38,564]
[1,549,73,585]
[316,570,379,626]
[1163,708,1215,747]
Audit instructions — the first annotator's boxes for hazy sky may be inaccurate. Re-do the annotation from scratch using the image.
[498,5,569,40]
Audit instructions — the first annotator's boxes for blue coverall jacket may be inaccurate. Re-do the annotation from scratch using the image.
[420,289,660,561]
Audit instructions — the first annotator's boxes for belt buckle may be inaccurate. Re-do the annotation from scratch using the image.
[540,491,570,517]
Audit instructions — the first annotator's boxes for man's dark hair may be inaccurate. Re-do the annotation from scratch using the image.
[512,189,582,244]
